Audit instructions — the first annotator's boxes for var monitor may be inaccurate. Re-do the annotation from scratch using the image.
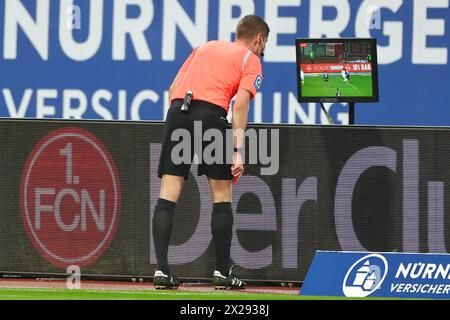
[296,38,379,103]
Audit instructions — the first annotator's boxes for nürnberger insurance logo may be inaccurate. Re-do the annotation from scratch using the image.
[20,128,121,268]
[342,254,388,297]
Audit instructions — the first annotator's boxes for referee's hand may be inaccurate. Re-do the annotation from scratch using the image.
[231,151,244,179]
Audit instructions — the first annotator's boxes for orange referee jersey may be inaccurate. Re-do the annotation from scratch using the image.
[172,40,263,113]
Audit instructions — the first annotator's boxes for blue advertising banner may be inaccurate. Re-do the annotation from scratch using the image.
[0,0,448,125]
[301,251,450,299]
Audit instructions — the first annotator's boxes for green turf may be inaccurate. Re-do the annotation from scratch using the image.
[301,75,373,97]
[0,288,427,300]
[0,288,308,300]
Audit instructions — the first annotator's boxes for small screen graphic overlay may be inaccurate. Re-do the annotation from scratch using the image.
[296,38,379,103]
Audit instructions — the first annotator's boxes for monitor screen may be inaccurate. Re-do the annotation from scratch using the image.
[296,38,379,103]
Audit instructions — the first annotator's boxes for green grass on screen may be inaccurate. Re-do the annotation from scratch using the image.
[301,75,373,97]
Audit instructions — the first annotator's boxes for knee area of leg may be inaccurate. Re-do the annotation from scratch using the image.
[212,202,232,215]
[155,198,176,214]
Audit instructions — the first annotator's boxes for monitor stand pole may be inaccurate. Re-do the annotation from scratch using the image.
[319,102,334,125]
[349,102,355,125]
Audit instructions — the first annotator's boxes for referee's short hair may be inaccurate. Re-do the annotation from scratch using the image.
[236,15,270,40]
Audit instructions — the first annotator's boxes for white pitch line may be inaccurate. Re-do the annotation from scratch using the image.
[340,79,358,89]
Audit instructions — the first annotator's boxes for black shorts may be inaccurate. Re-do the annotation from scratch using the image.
[157,99,233,180]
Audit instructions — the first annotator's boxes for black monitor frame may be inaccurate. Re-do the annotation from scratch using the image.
[296,38,379,104]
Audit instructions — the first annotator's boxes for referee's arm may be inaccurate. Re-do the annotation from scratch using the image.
[231,89,251,178]
[232,88,251,148]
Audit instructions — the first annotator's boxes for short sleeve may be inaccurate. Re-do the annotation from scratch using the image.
[179,47,198,74]
[238,53,263,100]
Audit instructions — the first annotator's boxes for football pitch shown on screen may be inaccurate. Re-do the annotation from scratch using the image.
[301,75,373,97]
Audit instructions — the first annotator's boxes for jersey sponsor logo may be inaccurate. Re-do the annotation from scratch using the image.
[254,75,263,90]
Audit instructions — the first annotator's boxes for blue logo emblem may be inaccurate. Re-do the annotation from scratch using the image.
[254,75,263,90]
[342,254,388,297]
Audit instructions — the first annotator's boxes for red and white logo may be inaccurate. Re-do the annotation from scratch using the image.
[20,128,121,268]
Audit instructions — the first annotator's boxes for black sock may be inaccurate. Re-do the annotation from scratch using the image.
[211,202,233,276]
[152,198,176,274]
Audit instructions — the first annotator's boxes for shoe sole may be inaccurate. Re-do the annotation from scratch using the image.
[214,285,227,290]
[214,285,246,290]
[154,285,179,290]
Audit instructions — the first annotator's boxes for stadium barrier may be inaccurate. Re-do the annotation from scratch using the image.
[0,118,449,283]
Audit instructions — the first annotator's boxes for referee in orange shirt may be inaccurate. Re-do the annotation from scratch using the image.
[152,15,269,290]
